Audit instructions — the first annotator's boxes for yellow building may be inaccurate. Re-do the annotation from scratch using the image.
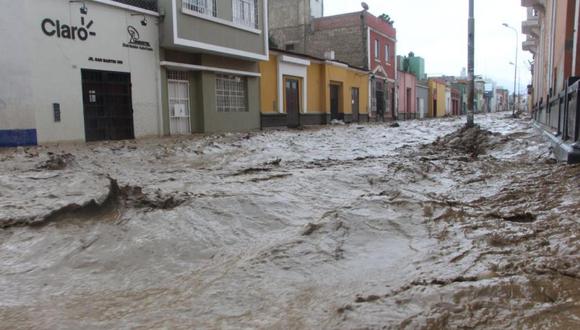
[428,79,448,118]
[260,50,369,128]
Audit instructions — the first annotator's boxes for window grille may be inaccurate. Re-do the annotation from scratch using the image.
[233,0,258,29]
[216,74,248,113]
[183,0,217,17]
[167,71,191,135]
[112,0,157,11]
[168,71,189,81]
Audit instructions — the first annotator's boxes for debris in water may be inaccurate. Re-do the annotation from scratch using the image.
[37,152,75,170]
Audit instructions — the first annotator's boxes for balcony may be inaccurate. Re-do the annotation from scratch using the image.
[521,0,545,11]
[522,17,540,36]
[523,38,538,54]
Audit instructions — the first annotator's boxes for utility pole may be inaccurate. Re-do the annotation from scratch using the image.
[467,0,475,127]
[503,23,518,117]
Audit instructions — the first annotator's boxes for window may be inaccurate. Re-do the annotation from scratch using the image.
[285,43,295,51]
[385,44,390,63]
[374,40,379,59]
[183,0,217,17]
[216,74,248,112]
[233,0,258,29]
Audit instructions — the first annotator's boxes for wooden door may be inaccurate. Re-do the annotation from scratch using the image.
[330,84,341,121]
[285,77,300,128]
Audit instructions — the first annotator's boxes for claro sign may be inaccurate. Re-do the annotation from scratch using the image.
[41,17,96,41]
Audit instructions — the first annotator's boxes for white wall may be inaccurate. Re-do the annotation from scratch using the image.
[277,56,310,114]
[0,0,161,143]
[0,0,36,131]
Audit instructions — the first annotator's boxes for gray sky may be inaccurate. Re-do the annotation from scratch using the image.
[325,0,532,94]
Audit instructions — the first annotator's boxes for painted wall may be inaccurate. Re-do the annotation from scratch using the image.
[397,71,417,118]
[324,64,369,116]
[416,84,429,119]
[159,0,268,60]
[0,0,161,145]
[259,55,279,113]
[428,79,447,118]
[201,72,261,133]
[307,63,324,113]
[259,51,369,121]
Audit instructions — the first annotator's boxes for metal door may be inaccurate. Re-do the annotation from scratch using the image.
[285,78,300,128]
[351,87,360,122]
[168,78,191,135]
[330,84,341,120]
[376,90,385,121]
[82,69,134,142]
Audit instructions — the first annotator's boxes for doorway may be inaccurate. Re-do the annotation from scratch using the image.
[82,69,134,142]
[330,83,342,121]
[168,71,192,135]
[285,77,301,128]
[351,87,360,122]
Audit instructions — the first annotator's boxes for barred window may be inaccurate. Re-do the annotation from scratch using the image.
[233,0,258,29]
[183,0,217,17]
[216,75,248,112]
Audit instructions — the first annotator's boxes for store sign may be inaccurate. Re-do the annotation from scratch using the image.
[88,57,123,65]
[41,17,96,41]
[122,26,153,51]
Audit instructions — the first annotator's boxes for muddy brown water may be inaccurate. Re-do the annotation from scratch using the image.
[0,114,579,329]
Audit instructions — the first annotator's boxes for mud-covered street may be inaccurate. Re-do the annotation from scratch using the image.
[0,113,579,329]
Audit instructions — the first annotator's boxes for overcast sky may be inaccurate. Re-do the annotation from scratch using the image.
[325,0,532,94]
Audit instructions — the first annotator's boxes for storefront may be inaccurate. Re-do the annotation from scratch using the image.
[0,0,161,146]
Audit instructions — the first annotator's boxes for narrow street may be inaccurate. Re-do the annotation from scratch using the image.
[0,113,578,329]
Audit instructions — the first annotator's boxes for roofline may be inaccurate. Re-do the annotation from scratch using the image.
[269,48,370,73]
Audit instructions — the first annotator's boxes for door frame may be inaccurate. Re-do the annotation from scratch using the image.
[81,69,134,142]
[283,75,302,128]
[329,82,343,121]
[167,77,192,135]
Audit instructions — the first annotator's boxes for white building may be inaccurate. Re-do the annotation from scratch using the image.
[0,0,161,146]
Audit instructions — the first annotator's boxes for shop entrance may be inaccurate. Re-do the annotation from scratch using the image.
[81,69,134,142]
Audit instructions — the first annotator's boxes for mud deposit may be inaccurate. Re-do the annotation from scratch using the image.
[0,114,578,329]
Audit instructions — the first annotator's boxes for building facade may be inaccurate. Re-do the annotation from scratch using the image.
[428,79,447,118]
[521,0,580,162]
[397,71,417,120]
[416,82,429,119]
[157,0,268,134]
[0,0,161,146]
[268,0,397,121]
[0,0,270,147]
[259,50,369,127]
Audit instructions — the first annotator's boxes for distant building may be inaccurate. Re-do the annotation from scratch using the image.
[259,49,370,128]
[399,52,426,80]
[428,79,447,118]
[416,81,429,119]
[398,71,417,120]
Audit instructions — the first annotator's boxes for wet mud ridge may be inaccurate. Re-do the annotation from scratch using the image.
[0,114,578,329]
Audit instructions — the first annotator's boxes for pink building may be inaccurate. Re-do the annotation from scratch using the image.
[398,71,417,120]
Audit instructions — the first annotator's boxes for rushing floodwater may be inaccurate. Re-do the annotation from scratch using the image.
[1,114,579,329]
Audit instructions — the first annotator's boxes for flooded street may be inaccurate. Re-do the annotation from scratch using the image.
[1,113,579,329]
